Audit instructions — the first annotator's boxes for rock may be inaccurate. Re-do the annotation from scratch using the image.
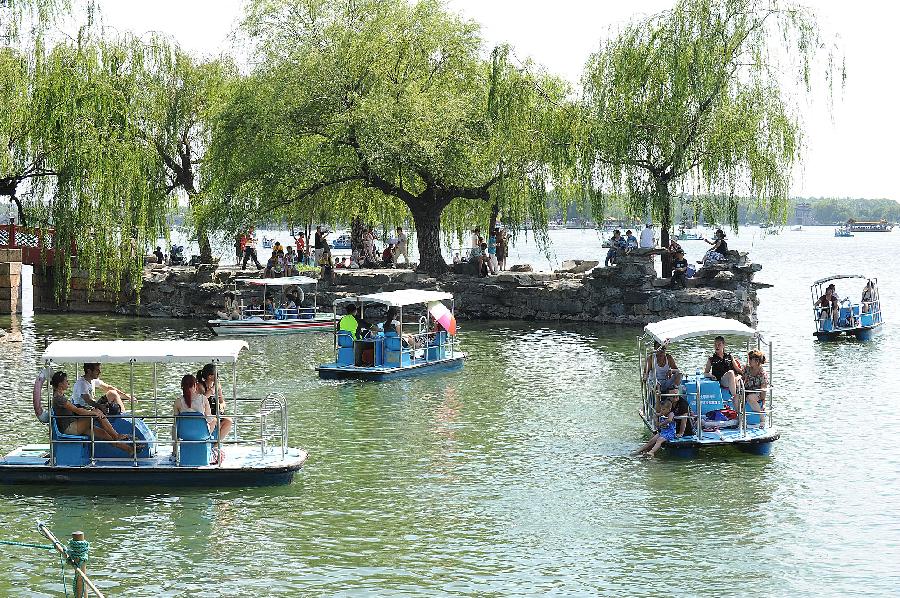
[556,259,600,275]
[510,264,533,272]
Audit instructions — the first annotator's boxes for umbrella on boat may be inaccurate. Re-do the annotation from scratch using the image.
[428,301,457,335]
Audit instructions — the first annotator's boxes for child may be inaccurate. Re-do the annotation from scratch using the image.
[632,399,675,458]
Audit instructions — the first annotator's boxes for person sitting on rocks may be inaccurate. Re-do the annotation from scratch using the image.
[671,249,689,289]
[700,229,728,265]
[625,230,638,251]
[153,246,165,264]
[382,243,395,268]
[605,229,623,266]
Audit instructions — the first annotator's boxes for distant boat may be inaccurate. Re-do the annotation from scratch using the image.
[790,225,802,232]
[834,225,853,238]
[676,227,704,241]
[330,234,352,250]
[846,219,893,233]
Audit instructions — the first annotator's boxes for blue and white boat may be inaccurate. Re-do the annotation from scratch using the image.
[317,289,465,380]
[834,225,854,237]
[207,276,334,335]
[330,234,352,250]
[1,340,308,486]
[639,316,779,457]
[811,275,883,341]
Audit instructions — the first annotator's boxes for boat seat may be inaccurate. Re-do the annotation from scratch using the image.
[426,331,448,360]
[682,378,731,415]
[337,331,354,365]
[384,332,411,367]
[175,412,213,466]
[94,414,155,459]
[50,417,91,466]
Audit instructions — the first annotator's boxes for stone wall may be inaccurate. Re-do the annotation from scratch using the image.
[0,248,22,314]
[33,249,762,325]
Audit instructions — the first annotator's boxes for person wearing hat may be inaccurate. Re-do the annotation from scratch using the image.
[639,221,656,248]
[671,248,689,288]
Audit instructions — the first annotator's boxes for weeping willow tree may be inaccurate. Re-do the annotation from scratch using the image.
[579,0,842,274]
[0,0,174,298]
[137,46,237,263]
[201,0,575,275]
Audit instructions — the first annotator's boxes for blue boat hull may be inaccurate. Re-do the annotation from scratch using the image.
[0,464,300,486]
[317,356,464,380]
[814,323,883,342]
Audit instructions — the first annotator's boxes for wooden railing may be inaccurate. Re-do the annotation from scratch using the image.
[0,224,69,265]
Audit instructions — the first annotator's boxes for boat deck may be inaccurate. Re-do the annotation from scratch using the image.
[317,354,465,380]
[0,444,308,486]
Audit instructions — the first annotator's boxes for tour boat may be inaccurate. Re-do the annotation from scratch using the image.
[1,340,308,486]
[811,275,883,341]
[207,276,334,335]
[638,316,779,457]
[316,289,465,380]
[834,225,854,237]
[846,219,893,233]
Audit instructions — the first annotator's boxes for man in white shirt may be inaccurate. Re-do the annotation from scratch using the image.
[639,222,656,248]
[72,363,131,415]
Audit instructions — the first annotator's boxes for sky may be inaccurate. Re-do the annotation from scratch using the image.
[98,0,899,202]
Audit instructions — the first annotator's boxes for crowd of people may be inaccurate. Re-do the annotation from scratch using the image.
[50,362,234,462]
[454,226,508,277]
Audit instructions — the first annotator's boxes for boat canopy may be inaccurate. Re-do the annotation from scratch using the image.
[42,340,249,364]
[644,316,756,344]
[235,276,319,287]
[335,289,454,308]
[811,274,868,286]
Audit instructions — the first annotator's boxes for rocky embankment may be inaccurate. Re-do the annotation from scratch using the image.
[84,248,762,325]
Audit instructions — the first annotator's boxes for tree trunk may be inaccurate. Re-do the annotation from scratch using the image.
[350,216,365,258]
[197,227,213,263]
[655,178,673,278]
[410,204,447,276]
[488,200,500,234]
[11,193,26,227]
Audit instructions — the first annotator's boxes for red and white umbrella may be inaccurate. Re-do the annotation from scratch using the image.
[428,301,457,336]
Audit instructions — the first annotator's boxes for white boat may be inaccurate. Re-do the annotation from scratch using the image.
[208,276,334,335]
[2,340,308,486]
[638,316,779,457]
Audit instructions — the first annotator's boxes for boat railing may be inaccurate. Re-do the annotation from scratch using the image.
[399,330,461,361]
[48,394,289,466]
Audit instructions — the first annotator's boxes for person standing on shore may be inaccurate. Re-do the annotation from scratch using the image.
[639,222,656,248]
[313,225,327,265]
[394,226,408,266]
[496,228,508,271]
[242,229,262,270]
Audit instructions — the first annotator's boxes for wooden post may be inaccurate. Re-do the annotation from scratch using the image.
[72,531,86,598]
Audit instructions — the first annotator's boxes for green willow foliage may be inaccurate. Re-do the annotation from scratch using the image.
[579,0,842,246]
[0,1,225,299]
[201,0,575,274]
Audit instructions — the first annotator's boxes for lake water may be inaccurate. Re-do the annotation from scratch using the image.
[1,226,899,596]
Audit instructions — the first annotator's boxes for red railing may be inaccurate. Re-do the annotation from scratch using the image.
[0,224,67,266]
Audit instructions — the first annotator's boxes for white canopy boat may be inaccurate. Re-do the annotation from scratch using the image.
[207,275,334,335]
[2,340,308,486]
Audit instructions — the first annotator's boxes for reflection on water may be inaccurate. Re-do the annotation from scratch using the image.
[0,227,899,596]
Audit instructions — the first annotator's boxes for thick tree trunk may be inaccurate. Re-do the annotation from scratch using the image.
[655,178,673,278]
[11,194,26,227]
[197,228,213,263]
[410,204,447,276]
[488,200,500,234]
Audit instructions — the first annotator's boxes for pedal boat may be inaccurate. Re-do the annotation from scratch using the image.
[811,275,883,341]
[208,275,334,335]
[316,289,465,380]
[639,316,780,457]
[0,340,308,486]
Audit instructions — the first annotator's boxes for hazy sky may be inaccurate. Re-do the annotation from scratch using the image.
[100,0,899,201]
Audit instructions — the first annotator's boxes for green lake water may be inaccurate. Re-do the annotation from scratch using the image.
[1,226,898,596]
